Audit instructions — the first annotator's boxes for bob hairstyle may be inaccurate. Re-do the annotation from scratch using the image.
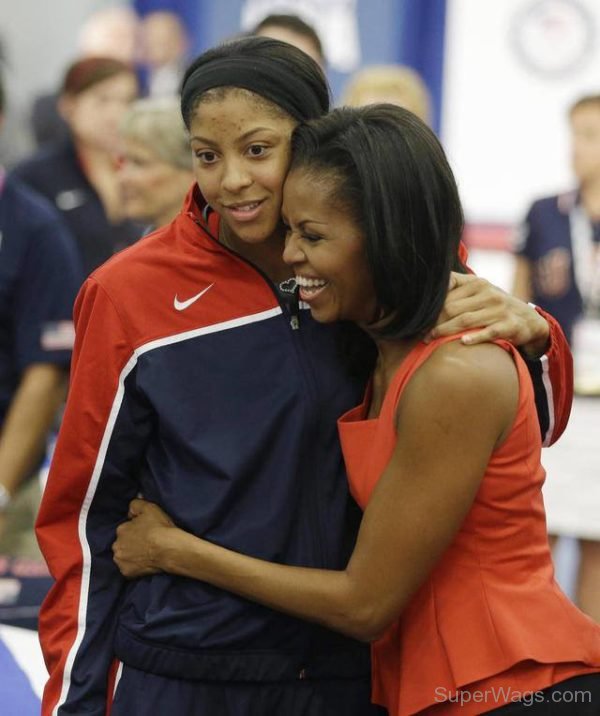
[120,97,192,171]
[180,36,330,129]
[289,104,465,340]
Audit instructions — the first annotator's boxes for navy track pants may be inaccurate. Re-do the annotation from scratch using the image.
[111,663,387,716]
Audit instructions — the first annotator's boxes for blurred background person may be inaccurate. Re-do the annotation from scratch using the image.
[30,6,141,149]
[12,57,144,277]
[0,71,82,559]
[76,5,140,65]
[341,64,431,125]
[118,97,193,232]
[512,94,600,622]
[138,11,189,98]
[0,36,35,167]
[252,13,325,68]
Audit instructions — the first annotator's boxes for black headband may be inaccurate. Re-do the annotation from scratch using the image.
[181,56,326,124]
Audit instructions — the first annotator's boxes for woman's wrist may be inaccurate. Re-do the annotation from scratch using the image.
[158,526,197,576]
[520,306,550,359]
[147,524,176,572]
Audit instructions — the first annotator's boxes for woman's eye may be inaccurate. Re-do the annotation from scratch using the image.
[248,144,267,157]
[196,151,217,164]
[302,233,322,243]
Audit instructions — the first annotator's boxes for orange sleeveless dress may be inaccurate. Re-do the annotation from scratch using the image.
[338,336,600,715]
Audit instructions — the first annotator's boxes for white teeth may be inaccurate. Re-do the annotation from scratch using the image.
[230,202,259,211]
[295,276,327,288]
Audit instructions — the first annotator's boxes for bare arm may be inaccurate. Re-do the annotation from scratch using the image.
[0,363,66,498]
[114,342,518,642]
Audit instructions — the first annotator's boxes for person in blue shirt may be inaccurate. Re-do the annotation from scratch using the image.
[0,73,83,554]
[12,57,143,276]
[513,93,600,624]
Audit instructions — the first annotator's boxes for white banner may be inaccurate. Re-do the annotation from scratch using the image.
[443,0,600,225]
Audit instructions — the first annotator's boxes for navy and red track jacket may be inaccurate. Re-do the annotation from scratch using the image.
[36,186,572,715]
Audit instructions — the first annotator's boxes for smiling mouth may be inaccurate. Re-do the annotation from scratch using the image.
[222,199,266,223]
[224,200,264,212]
[296,275,329,299]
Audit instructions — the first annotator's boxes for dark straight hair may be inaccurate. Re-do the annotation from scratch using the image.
[289,104,466,340]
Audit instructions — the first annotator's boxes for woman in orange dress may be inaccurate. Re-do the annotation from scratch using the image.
[113,104,600,714]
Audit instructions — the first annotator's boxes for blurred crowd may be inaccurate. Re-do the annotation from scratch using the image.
[0,4,597,638]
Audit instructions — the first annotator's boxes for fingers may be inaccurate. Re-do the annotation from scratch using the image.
[112,536,143,578]
[447,283,500,312]
[460,325,503,345]
[442,294,495,320]
[433,308,491,338]
[437,275,511,339]
[128,498,149,519]
[443,278,502,320]
[447,272,459,291]
[447,271,483,294]
[111,539,127,574]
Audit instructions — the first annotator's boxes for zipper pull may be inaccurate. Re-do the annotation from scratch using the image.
[290,315,300,330]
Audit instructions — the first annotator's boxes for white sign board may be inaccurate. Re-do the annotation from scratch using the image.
[442,0,600,225]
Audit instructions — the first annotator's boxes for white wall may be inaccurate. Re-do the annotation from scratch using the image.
[443,0,600,226]
[0,0,120,95]
[0,0,124,163]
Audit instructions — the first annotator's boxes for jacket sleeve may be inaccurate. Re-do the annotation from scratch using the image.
[35,277,153,716]
[459,239,572,447]
[521,306,573,447]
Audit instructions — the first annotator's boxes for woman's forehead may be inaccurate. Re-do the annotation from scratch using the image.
[194,87,291,121]
[190,90,296,137]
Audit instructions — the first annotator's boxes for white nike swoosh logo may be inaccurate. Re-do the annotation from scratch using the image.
[173,283,214,311]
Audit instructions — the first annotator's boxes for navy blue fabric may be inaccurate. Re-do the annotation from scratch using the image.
[60,367,154,716]
[0,557,54,630]
[53,214,370,712]
[109,311,367,680]
[111,662,384,716]
[0,177,82,423]
[398,0,447,134]
[517,195,588,343]
[10,139,144,276]
[40,191,369,713]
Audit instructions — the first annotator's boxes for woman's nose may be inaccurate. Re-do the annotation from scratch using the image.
[282,230,304,266]
[221,158,252,193]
